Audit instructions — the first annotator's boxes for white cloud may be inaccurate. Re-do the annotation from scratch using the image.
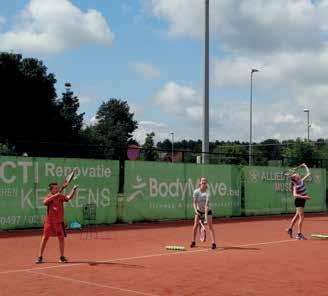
[212,48,328,90]
[131,62,160,79]
[0,0,114,54]
[310,123,323,137]
[295,85,328,125]
[297,84,328,109]
[214,99,327,141]
[150,0,203,38]
[148,0,325,54]
[210,47,328,141]
[148,0,328,94]
[133,120,170,144]
[149,79,328,141]
[273,114,301,124]
[212,56,264,88]
[153,81,201,120]
[145,1,328,142]
[82,114,98,128]
[203,87,328,141]
[89,115,98,126]
[210,100,306,141]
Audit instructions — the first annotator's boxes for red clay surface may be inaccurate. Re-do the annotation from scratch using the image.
[1,214,328,296]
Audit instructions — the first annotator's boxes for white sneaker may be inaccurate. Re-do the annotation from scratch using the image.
[296,233,307,240]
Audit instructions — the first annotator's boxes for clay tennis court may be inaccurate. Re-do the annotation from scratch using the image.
[1,214,327,296]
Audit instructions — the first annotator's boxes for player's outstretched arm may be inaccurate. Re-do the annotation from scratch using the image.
[301,163,311,181]
[44,193,60,205]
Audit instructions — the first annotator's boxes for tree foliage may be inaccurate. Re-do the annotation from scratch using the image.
[2,52,328,167]
[0,52,84,155]
[85,98,138,158]
[142,132,158,161]
[57,83,84,136]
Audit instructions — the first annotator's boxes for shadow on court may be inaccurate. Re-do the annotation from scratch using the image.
[43,261,145,268]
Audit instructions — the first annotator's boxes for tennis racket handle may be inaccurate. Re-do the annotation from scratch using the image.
[59,186,66,193]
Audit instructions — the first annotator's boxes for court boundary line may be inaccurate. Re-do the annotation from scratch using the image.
[27,270,160,296]
[0,239,298,275]
[0,248,209,275]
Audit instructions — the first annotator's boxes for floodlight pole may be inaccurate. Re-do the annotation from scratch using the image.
[249,69,259,166]
[170,132,174,162]
[202,0,210,164]
[304,109,310,141]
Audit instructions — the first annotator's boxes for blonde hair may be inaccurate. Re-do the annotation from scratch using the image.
[199,177,207,184]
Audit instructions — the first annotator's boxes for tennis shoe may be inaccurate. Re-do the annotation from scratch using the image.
[287,228,293,238]
[35,256,43,264]
[190,241,196,248]
[211,243,217,250]
[59,256,68,263]
[296,233,307,240]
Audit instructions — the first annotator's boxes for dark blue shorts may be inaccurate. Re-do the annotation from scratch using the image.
[196,209,212,217]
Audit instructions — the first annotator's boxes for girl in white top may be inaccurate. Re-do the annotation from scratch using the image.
[190,177,217,249]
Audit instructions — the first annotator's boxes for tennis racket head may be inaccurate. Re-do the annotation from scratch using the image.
[199,219,206,242]
[283,168,297,177]
[63,170,75,187]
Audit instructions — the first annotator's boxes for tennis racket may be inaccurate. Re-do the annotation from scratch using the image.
[199,215,206,242]
[60,170,76,192]
[283,166,301,177]
[283,168,296,177]
[283,164,313,183]
[283,164,304,177]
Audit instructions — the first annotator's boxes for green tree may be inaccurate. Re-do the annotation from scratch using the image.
[157,139,202,152]
[282,139,318,167]
[57,83,84,136]
[91,98,138,158]
[315,139,328,161]
[213,142,248,165]
[142,132,158,161]
[0,52,75,155]
[249,139,283,165]
[257,139,282,160]
[157,139,172,151]
[0,142,14,155]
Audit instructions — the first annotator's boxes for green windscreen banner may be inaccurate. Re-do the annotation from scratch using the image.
[0,156,119,230]
[122,161,186,222]
[1,157,325,229]
[243,166,326,216]
[121,161,241,222]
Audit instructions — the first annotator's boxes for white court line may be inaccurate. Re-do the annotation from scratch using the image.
[27,270,159,296]
[0,239,297,275]
[0,248,209,275]
[239,239,298,247]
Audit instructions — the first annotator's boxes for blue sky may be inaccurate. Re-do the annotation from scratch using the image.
[1,0,328,144]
